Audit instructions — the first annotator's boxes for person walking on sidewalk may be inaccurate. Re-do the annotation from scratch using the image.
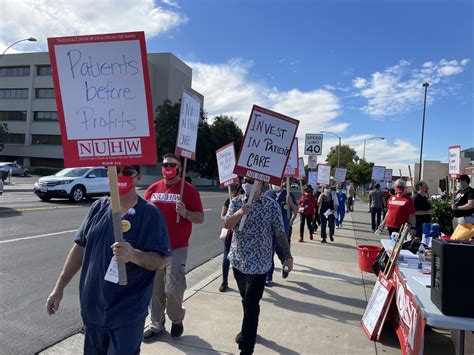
[298,185,317,242]
[369,183,386,232]
[225,179,293,355]
[219,183,244,292]
[46,165,171,354]
[264,180,298,285]
[318,187,336,243]
[378,179,415,236]
[335,187,346,228]
[143,153,204,342]
[347,183,355,212]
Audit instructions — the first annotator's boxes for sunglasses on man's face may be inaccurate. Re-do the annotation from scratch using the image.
[163,162,178,168]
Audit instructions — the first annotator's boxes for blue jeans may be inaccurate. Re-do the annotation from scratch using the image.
[336,208,345,227]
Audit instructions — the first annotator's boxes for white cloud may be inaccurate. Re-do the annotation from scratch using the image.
[353,59,469,118]
[162,0,180,8]
[0,0,187,53]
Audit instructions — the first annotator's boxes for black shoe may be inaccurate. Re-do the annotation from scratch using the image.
[321,239,327,243]
[235,331,243,344]
[142,328,165,343]
[219,283,228,292]
[265,280,273,287]
[170,322,184,338]
[329,235,334,242]
[282,269,289,279]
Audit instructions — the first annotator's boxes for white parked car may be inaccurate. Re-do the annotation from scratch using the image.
[34,167,109,202]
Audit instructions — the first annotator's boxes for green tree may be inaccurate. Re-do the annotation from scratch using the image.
[0,123,8,152]
[154,99,181,159]
[346,159,373,187]
[326,144,358,169]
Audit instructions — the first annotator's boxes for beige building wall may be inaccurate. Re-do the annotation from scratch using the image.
[412,161,449,193]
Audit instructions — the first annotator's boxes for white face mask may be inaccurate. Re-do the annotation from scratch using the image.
[242,183,253,195]
[271,184,281,191]
[456,182,462,189]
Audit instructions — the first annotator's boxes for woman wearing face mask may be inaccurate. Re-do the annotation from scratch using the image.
[297,185,317,242]
[335,187,347,229]
[452,174,474,229]
[318,187,336,243]
[378,179,416,236]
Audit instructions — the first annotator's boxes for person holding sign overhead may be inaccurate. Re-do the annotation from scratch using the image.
[143,153,204,342]
[46,165,171,355]
[225,178,293,355]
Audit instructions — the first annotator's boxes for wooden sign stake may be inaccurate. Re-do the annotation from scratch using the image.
[177,158,188,223]
[227,185,232,201]
[107,166,128,286]
[286,178,291,219]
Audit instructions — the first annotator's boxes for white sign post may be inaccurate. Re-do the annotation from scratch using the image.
[317,164,331,186]
[308,171,318,188]
[334,167,347,183]
[304,134,323,155]
[283,138,299,178]
[308,155,318,169]
[371,166,386,182]
[298,157,305,193]
[448,145,461,178]
[216,142,239,190]
[384,169,393,183]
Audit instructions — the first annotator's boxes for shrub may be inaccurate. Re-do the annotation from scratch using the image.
[430,198,454,235]
[30,166,62,176]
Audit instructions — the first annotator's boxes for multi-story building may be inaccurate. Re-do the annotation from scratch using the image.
[0,52,202,180]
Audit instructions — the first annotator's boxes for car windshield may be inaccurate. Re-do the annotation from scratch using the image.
[55,168,90,177]
[0,163,12,167]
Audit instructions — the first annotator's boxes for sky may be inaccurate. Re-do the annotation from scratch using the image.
[1,0,472,174]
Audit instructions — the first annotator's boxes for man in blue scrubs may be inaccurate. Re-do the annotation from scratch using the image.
[46,165,171,354]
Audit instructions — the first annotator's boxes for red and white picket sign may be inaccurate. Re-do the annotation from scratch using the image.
[175,89,202,161]
[216,142,239,188]
[317,164,331,186]
[48,31,157,167]
[283,138,299,178]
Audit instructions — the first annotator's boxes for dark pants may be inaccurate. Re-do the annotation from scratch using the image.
[371,207,382,231]
[233,268,266,355]
[320,213,335,240]
[83,319,145,355]
[222,241,230,285]
[266,227,290,282]
[299,214,314,238]
[347,197,354,211]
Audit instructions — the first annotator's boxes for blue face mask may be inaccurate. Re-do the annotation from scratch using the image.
[456,182,462,189]
[271,184,281,191]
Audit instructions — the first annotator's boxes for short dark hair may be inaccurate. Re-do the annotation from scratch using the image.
[459,174,471,184]
[374,183,380,189]
[415,181,426,191]
[163,153,181,164]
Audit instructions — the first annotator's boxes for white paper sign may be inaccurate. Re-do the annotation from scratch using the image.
[308,171,318,187]
[234,105,299,185]
[384,169,393,182]
[298,157,305,179]
[216,143,238,187]
[284,138,299,177]
[317,164,331,185]
[304,134,323,155]
[104,257,119,284]
[371,166,386,182]
[308,155,318,169]
[54,40,149,140]
[176,89,202,160]
[334,167,347,183]
[448,146,461,177]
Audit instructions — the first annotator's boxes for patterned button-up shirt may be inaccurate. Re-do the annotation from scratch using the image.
[227,194,285,274]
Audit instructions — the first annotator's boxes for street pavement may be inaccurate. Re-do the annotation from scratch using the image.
[0,177,229,354]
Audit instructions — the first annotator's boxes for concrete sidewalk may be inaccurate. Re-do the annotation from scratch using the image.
[40,201,455,354]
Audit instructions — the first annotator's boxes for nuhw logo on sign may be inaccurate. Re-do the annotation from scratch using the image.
[78,138,142,157]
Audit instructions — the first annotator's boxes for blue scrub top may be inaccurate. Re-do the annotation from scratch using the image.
[74,197,171,328]
[264,189,297,234]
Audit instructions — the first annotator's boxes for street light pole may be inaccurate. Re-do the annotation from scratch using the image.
[418,82,429,181]
[320,131,341,168]
[363,137,385,160]
[0,37,37,58]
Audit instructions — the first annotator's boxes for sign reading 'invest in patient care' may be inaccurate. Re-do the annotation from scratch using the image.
[48,31,157,167]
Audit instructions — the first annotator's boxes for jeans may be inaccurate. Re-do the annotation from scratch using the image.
[336,208,345,227]
[299,214,314,238]
[320,213,335,240]
[84,319,145,355]
[371,207,382,231]
[233,268,266,355]
[222,241,230,285]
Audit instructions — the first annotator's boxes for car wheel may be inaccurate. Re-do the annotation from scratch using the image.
[70,186,85,202]
[23,171,29,177]
[39,196,51,201]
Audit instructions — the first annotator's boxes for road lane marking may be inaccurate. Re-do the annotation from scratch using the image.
[0,229,78,244]
[203,208,212,212]
[16,206,83,212]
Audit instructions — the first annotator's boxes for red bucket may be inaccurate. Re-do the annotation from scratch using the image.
[357,245,383,273]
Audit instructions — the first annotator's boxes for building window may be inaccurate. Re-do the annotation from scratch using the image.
[34,111,58,121]
[37,65,52,76]
[0,89,28,99]
[4,133,25,144]
[31,134,62,145]
[35,88,55,99]
[0,66,30,77]
[30,157,64,168]
[0,111,27,121]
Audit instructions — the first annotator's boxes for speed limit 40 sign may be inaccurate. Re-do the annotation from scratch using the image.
[304,134,323,155]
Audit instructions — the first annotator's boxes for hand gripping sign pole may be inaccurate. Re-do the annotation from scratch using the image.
[234,105,299,232]
[175,89,202,223]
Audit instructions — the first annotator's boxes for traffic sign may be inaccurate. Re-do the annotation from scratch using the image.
[304,134,323,155]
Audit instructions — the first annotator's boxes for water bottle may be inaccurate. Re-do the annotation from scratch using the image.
[418,244,426,269]
[422,223,432,248]
[390,232,399,242]
[374,229,382,236]
[430,223,440,239]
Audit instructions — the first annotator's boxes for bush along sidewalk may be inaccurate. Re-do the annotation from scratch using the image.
[430,198,454,235]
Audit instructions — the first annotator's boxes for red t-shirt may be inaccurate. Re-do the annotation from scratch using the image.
[385,195,415,228]
[298,194,317,216]
[145,179,203,250]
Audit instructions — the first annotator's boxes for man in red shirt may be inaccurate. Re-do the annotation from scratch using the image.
[379,179,415,236]
[143,153,204,342]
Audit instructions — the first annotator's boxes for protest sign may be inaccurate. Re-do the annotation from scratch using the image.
[283,138,299,178]
[371,166,386,182]
[48,31,156,168]
[234,105,299,185]
[334,167,347,183]
[317,164,331,185]
[384,168,393,182]
[216,142,239,188]
[175,89,202,160]
[298,157,305,179]
[308,171,318,188]
[448,145,461,178]
[304,134,323,155]
[308,155,318,169]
